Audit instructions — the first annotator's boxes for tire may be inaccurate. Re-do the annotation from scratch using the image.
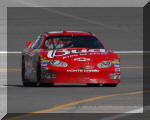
[34,59,41,87]
[22,56,41,87]
[103,84,118,87]
[87,83,100,87]
[22,56,32,87]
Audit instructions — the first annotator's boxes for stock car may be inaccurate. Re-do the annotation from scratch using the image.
[22,30,120,87]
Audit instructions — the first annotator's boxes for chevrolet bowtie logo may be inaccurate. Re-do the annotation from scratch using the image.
[74,57,91,61]
[80,66,86,69]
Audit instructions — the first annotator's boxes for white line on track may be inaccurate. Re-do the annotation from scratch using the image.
[126,107,143,113]
[100,107,143,120]
[0,51,146,54]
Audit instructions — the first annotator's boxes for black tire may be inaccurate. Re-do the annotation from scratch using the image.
[87,83,100,87]
[34,59,41,87]
[22,56,32,87]
[103,84,118,87]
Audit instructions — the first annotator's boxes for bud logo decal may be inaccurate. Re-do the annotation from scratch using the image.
[47,49,105,58]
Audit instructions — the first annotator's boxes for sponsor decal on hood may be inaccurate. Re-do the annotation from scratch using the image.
[47,49,105,58]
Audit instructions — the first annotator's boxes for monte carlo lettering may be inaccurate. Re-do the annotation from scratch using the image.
[47,49,105,58]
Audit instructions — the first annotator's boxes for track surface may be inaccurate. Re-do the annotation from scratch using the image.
[7,54,143,113]
[2,7,145,120]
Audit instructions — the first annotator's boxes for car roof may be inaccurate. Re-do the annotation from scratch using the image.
[44,30,95,37]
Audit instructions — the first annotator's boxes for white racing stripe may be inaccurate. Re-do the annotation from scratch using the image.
[0,51,146,54]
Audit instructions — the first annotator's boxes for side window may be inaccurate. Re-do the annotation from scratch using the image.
[32,35,44,49]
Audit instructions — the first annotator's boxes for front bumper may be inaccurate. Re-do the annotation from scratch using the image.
[40,67,120,84]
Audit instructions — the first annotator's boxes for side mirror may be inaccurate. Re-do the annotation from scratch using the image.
[26,40,33,48]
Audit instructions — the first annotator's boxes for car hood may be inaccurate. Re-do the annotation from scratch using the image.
[40,48,119,63]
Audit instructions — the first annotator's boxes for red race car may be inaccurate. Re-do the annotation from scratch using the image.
[22,30,120,87]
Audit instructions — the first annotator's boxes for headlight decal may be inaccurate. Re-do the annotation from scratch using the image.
[50,60,68,67]
[97,61,112,68]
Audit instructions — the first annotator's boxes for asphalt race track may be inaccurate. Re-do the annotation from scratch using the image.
[7,54,143,113]
[1,7,147,120]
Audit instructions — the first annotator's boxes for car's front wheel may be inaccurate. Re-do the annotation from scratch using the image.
[34,59,41,87]
[22,56,33,87]
[22,56,41,87]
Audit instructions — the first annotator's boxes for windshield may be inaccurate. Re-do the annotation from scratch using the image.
[43,35,104,49]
